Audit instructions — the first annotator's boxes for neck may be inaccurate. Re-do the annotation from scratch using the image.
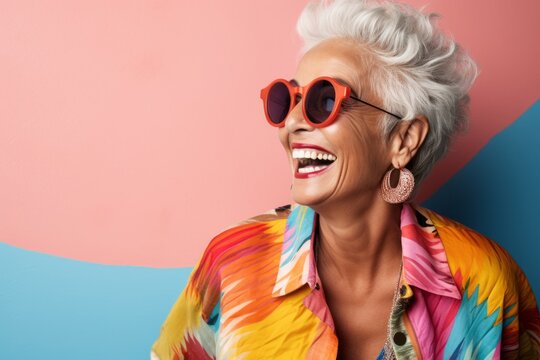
[313,193,403,289]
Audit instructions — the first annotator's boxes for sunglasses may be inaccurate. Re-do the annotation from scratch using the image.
[260,76,402,128]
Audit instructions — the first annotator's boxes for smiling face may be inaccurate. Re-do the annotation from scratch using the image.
[278,38,393,209]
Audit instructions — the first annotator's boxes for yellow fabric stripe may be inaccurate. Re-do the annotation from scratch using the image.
[225,287,320,359]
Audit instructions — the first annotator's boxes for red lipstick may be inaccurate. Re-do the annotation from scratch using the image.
[291,143,334,154]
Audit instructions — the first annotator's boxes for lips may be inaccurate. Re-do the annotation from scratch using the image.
[291,143,337,179]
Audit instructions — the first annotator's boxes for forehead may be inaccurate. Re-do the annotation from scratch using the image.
[294,38,373,92]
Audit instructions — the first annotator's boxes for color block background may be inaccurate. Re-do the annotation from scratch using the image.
[1,0,538,359]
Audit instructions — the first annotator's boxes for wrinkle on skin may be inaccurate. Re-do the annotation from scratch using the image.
[275,37,429,360]
[277,37,429,286]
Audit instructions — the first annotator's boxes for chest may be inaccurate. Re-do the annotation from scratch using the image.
[322,283,397,359]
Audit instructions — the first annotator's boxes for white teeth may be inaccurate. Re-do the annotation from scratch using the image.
[292,148,336,160]
[298,165,328,174]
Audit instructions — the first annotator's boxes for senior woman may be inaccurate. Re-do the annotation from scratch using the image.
[151,0,540,359]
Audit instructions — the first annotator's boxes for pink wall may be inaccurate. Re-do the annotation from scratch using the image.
[1,0,538,267]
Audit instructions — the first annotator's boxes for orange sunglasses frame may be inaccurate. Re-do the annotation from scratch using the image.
[260,76,351,128]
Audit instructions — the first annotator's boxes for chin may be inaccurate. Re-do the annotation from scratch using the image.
[290,183,332,207]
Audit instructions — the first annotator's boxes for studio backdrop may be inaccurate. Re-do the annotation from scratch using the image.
[1,0,539,358]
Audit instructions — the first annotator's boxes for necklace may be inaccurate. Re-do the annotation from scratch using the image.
[381,263,402,360]
[314,229,402,360]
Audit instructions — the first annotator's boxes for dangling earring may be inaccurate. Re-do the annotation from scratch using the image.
[380,161,415,204]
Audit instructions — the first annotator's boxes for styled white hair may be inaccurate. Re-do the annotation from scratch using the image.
[297,0,478,192]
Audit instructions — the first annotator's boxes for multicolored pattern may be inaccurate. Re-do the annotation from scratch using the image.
[151,203,540,359]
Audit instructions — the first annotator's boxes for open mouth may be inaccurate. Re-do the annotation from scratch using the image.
[292,146,337,176]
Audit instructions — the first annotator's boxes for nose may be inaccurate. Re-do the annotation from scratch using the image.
[283,98,315,134]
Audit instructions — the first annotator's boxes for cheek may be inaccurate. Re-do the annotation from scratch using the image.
[277,129,293,167]
[337,122,387,180]
[334,118,371,156]
[277,128,288,149]
[346,114,386,155]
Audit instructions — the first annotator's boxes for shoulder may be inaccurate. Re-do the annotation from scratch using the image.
[200,203,292,265]
[412,204,519,289]
[151,206,293,359]
[410,204,537,320]
[187,204,292,306]
[412,204,540,355]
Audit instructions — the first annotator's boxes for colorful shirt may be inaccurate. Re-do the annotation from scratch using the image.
[151,203,540,359]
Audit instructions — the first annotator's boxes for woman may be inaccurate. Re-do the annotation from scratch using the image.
[151,0,540,359]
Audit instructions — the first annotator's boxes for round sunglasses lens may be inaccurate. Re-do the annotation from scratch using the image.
[267,82,291,124]
[305,80,336,124]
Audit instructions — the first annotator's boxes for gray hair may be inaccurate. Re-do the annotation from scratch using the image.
[296,0,478,193]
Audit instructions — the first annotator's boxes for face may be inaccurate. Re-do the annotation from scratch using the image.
[278,38,392,209]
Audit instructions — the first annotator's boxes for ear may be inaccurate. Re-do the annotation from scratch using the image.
[388,115,429,168]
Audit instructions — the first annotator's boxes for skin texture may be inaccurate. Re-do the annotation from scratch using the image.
[278,38,429,359]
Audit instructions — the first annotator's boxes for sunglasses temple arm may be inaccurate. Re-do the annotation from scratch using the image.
[350,95,402,120]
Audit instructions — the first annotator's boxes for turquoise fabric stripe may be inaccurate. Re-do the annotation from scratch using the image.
[443,282,501,359]
[0,242,192,359]
[281,206,315,266]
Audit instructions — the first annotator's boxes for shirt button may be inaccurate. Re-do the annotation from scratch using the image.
[399,285,407,296]
[314,283,320,290]
[393,331,407,346]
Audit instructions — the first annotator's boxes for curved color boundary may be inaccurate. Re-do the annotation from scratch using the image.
[2,0,539,267]
[424,99,540,300]
[0,242,192,359]
[1,101,539,359]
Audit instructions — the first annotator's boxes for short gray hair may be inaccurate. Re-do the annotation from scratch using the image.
[297,0,478,192]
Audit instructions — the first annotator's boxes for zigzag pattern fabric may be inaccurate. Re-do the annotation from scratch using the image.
[151,203,540,359]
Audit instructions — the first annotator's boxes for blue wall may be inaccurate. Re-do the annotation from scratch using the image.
[424,100,540,298]
[0,243,192,360]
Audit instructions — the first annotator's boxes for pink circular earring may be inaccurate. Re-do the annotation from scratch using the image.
[380,162,415,204]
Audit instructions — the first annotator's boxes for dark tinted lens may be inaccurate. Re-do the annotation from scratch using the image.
[305,80,335,124]
[267,82,291,124]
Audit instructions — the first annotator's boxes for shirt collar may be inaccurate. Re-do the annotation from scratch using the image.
[271,203,461,300]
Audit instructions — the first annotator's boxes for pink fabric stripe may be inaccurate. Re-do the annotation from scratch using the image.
[401,204,461,299]
[407,290,461,359]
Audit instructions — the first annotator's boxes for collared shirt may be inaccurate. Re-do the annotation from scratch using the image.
[151,203,540,359]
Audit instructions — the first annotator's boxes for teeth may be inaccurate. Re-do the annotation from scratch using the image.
[292,148,336,160]
[298,165,328,174]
